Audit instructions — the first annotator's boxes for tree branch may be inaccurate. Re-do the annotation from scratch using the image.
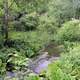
[8,0,15,9]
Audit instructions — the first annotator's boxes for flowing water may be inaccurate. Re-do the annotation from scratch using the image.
[6,41,61,78]
[6,53,59,79]
[32,57,59,74]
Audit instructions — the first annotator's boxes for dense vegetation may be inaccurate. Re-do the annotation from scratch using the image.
[0,0,80,80]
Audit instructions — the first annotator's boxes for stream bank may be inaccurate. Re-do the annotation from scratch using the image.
[5,43,62,79]
[5,51,59,80]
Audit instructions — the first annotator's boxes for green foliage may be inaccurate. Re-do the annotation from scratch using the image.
[54,20,80,43]
[20,12,39,31]
[7,51,29,70]
[4,73,41,80]
[46,45,80,80]
[0,47,29,74]
[0,59,6,76]
[10,31,52,57]
[47,0,74,27]
[0,48,18,62]
[46,62,74,80]
[38,14,58,34]
[25,73,40,80]
[0,36,4,49]
[1,0,80,79]
[62,41,80,52]
[13,12,39,31]
[60,45,80,80]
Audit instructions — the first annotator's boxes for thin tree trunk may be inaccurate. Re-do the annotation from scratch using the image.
[73,0,76,19]
[3,0,9,40]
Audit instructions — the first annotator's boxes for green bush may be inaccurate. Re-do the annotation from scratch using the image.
[14,12,39,31]
[4,73,40,80]
[0,59,6,76]
[7,51,29,71]
[46,62,74,80]
[62,41,80,52]
[46,45,80,80]
[0,48,20,62]
[60,46,80,80]
[0,48,29,74]
[10,31,52,57]
[38,14,57,34]
[0,36,4,49]
[54,20,80,43]
[25,73,40,80]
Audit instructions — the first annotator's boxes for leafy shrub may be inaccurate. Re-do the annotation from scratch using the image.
[54,20,80,43]
[60,46,80,80]
[62,41,80,52]
[0,48,19,62]
[25,73,40,80]
[46,45,80,80]
[10,31,52,57]
[46,62,74,80]
[0,36,4,49]
[0,48,29,74]
[7,51,29,71]
[0,48,15,75]
[38,14,57,34]
[47,0,74,28]
[0,59,6,76]
[14,12,39,31]
[4,73,40,80]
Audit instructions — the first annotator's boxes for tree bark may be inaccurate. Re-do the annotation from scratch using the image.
[3,0,9,40]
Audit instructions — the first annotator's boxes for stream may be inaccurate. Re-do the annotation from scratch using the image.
[32,57,59,74]
[5,52,59,79]
[4,42,62,79]
[29,55,59,74]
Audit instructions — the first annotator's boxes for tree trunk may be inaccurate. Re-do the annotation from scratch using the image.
[3,0,9,40]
